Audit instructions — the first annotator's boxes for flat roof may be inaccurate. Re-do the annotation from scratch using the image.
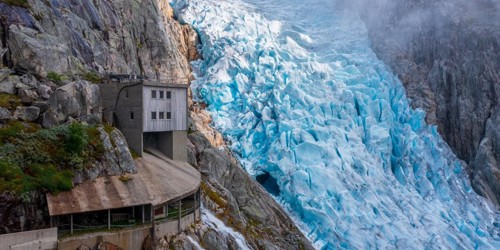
[46,152,200,216]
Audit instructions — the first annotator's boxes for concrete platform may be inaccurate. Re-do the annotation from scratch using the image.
[47,152,200,216]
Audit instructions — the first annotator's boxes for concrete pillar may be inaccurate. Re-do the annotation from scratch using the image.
[151,205,156,249]
[194,194,197,222]
[166,204,169,220]
[178,201,182,233]
[159,131,187,161]
[70,214,73,235]
[108,210,111,230]
[142,205,145,223]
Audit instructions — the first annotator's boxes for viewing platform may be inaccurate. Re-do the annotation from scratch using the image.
[46,151,201,249]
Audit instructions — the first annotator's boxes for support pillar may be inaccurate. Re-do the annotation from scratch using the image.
[108,209,111,230]
[142,205,145,223]
[151,205,156,249]
[178,200,182,233]
[70,214,73,235]
[194,194,197,222]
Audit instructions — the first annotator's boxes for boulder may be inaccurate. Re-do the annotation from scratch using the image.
[110,129,136,174]
[0,107,12,121]
[49,80,102,123]
[37,84,52,99]
[13,106,40,121]
[0,75,18,94]
[73,126,136,184]
[32,101,49,113]
[0,81,16,95]
[19,74,38,88]
[0,68,11,81]
[42,109,59,128]
[18,89,39,105]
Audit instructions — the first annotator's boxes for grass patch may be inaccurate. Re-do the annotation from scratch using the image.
[129,148,140,159]
[83,72,102,84]
[0,93,21,111]
[0,122,107,194]
[0,0,30,8]
[47,71,63,82]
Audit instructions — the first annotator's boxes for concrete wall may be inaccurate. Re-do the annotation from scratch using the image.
[155,208,199,237]
[158,130,187,162]
[58,226,151,250]
[0,227,58,250]
[58,208,199,249]
[100,81,142,125]
[143,86,187,132]
[100,82,144,156]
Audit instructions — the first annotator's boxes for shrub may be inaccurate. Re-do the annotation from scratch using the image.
[65,123,88,155]
[0,123,108,194]
[83,72,101,84]
[0,0,30,8]
[0,121,24,141]
[0,93,21,111]
[47,71,63,82]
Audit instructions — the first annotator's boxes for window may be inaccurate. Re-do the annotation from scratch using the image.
[166,112,171,119]
[151,90,157,99]
[154,207,164,216]
[151,111,157,120]
[125,90,129,99]
[166,91,171,99]
[130,112,134,120]
[159,90,164,99]
[159,112,165,119]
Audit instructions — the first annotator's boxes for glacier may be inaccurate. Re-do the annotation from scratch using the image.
[171,0,500,249]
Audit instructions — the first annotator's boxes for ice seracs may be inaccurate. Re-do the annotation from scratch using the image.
[172,0,500,249]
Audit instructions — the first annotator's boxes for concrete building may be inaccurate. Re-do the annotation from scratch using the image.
[100,75,188,161]
[47,151,201,249]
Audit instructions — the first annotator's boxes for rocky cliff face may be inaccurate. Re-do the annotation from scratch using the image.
[0,0,312,248]
[1,0,195,80]
[185,103,313,250]
[354,0,500,208]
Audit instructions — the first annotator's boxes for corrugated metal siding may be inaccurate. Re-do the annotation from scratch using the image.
[143,86,187,132]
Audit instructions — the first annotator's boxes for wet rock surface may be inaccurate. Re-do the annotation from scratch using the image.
[186,105,314,250]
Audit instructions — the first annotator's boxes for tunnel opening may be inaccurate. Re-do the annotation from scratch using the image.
[256,171,281,197]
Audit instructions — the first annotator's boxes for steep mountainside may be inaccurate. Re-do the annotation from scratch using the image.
[356,0,500,207]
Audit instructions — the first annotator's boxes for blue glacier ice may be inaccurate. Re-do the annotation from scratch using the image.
[171,0,500,248]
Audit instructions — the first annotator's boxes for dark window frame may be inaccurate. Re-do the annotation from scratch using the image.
[130,111,134,120]
[151,90,157,99]
[159,90,164,99]
[166,112,171,120]
[151,111,157,120]
[159,111,165,120]
[166,91,171,99]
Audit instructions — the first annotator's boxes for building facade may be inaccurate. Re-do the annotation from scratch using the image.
[100,75,188,161]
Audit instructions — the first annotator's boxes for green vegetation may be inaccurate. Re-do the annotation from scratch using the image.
[0,122,106,194]
[47,71,63,82]
[0,93,21,111]
[83,71,102,84]
[0,0,30,8]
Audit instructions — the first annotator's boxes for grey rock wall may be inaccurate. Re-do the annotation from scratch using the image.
[1,0,195,81]
[356,0,500,207]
